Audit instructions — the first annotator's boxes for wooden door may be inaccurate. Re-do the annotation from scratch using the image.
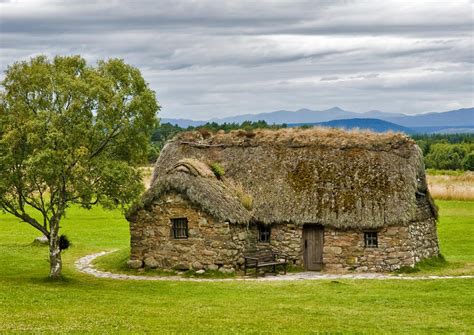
[303,225,324,271]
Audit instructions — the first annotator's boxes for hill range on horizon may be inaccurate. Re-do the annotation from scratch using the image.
[291,118,414,134]
[161,107,474,134]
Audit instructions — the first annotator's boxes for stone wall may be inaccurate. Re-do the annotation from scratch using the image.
[323,226,412,272]
[408,218,439,262]
[129,193,251,272]
[129,194,439,273]
[268,223,303,266]
[256,221,438,272]
[322,220,439,272]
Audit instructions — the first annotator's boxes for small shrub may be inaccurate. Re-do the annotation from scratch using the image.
[59,235,71,250]
[210,162,225,179]
[241,194,253,210]
[226,180,253,209]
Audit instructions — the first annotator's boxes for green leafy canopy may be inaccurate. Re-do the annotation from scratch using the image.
[0,55,159,238]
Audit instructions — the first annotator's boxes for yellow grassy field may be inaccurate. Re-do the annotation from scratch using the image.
[427,172,474,201]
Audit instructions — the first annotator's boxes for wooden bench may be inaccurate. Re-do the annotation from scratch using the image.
[244,250,288,277]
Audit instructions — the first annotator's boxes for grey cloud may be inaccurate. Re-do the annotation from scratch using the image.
[2,0,471,36]
[320,76,339,81]
[0,0,472,119]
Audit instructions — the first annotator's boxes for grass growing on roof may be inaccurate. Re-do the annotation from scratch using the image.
[240,194,253,210]
[0,201,473,333]
[209,162,225,178]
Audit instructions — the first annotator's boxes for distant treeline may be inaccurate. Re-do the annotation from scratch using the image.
[148,121,474,171]
[412,134,473,171]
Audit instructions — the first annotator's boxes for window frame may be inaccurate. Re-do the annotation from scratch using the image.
[257,224,271,243]
[171,218,189,240]
[364,231,378,248]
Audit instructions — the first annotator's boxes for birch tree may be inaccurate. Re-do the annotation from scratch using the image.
[0,55,159,278]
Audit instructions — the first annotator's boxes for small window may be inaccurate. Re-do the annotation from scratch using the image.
[171,218,188,239]
[364,231,378,248]
[258,225,271,243]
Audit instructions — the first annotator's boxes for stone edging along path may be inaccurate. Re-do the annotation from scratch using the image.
[75,251,474,282]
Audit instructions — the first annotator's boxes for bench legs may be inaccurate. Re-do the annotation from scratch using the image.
[243,267,258,277]
[244,264,289,277]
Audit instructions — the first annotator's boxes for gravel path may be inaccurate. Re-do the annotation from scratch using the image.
[75,251,474,282]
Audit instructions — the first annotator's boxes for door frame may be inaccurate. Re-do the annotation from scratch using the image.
[303,224,324,271]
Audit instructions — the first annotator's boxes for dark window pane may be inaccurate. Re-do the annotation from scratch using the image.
[364,231,378,248]
[172,218,188,239]
[258,225,271,243]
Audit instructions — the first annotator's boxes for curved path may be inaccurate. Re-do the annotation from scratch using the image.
[75,251,474,282]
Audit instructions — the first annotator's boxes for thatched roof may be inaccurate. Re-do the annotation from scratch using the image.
[128,159,251,224]
[134,128,436,229]
[168,158,215,178]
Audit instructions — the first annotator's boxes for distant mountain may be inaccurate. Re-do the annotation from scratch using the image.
[208,107,353,124]
[160,107,474,133]
[207,107,407,125]
[289,118,414,134]
[383,108,474,127]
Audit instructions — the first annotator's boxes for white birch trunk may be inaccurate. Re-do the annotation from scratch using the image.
[48,222,62,279]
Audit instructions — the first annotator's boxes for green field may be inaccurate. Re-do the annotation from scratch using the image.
[0,201,473,333]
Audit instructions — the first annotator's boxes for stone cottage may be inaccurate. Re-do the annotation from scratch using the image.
[126,128,439,272]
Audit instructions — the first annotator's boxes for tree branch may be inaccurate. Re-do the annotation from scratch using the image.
[88,124,121,160]
[0,201,49,237]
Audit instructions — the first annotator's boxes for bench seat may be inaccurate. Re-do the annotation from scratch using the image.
[244,250,288,277]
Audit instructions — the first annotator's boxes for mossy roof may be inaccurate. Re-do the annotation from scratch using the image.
[136,128,437,228]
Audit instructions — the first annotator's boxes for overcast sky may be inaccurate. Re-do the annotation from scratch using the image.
[1,0,473,119]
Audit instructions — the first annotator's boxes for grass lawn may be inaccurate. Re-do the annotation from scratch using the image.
[0,201,473,333]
